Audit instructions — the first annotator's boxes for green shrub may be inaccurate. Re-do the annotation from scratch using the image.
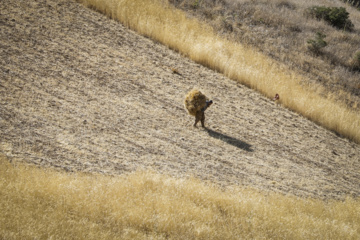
[307,32,327,54]
[307,6,354,31]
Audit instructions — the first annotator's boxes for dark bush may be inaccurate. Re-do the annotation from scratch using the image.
[307,6,354,31]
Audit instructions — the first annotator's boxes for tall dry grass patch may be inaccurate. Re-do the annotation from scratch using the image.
[78,0,360,143]
[1,155,360,239]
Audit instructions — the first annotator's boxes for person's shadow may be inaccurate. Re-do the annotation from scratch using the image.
[205,128,253,152]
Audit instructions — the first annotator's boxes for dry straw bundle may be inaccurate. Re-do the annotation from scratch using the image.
[184,89,207,116]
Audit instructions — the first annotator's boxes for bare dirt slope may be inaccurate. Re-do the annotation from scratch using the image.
[1,0,359,200]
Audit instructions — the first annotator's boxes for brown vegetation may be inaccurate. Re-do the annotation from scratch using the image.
[1,154,360,239]
[170,0,360,108]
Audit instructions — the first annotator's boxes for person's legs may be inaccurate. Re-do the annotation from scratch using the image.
[194,111,202,127]
[200,112,205,127]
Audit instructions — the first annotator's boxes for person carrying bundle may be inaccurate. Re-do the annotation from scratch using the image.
[184,89,213,127]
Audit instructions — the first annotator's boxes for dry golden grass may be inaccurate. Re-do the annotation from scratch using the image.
[1,154,360,239]
[172,0,360,100]
[78,0,360,143]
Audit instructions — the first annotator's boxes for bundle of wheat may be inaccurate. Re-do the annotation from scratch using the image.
[184,89,207,116]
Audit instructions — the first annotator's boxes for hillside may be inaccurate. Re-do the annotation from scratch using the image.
[1,0,360,201]
[170,0,360,108]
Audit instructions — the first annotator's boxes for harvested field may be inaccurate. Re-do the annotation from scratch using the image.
[1,0,360,200]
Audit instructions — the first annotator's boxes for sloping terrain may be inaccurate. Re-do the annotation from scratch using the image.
[170,0,360,108]
[1,0,359,200]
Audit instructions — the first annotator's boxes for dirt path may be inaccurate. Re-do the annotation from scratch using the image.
[1,0,359,200]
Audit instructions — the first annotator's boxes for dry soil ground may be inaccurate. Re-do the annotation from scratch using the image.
[1,0,359,200]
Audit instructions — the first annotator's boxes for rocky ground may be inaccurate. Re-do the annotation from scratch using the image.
[1,0,359,200]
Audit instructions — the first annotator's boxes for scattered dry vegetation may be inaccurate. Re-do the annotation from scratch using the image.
[78,0,360,143]
[1,155,360,239]
[170,0,360,106]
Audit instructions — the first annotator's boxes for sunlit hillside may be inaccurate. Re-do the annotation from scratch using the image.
[1,0,360,239]
[79,0,360,143]
[171,0,360,108]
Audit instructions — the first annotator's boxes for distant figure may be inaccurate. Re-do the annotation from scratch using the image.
[184,89,213,128]
[273,93,280,101]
